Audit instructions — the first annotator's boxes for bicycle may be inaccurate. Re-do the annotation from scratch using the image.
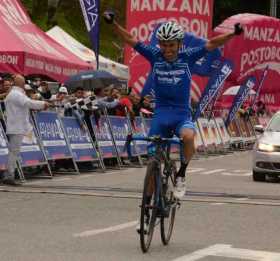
[126,134,182,253]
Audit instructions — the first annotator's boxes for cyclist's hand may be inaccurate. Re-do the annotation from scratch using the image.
[234,23,244,35]
[103,10,115,24]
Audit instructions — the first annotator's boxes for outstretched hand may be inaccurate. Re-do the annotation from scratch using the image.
[234,23,244,35]
[103,10,115,24]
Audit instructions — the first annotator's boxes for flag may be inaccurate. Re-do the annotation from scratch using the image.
[225,76,257,127]
[251,65,269,108]
[79,0,100,69]
[193,59,234,121]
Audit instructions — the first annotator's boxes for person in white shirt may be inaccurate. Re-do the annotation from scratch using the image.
[3,74,49,185]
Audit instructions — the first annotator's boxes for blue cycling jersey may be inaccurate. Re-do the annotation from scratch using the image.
[134,42,208,113]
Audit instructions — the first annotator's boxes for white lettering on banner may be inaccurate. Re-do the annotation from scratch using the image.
[244,26,280,43]
[0,55,18,65]
[38,122,64,139]
[66,127,91,143]
[131,0,210,15]
[240,46,280,71]
[260,93,275,104]
[131,16,208,41]
[25,58,44,70]
[71,143,92,149]
[45,63,62,74]
[20,145,40,152]
[42,140,66,147]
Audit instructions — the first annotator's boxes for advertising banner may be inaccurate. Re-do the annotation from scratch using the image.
[193,60,233,121]
[0,124,8,170]
[215,118,231,144]
[107,116,130,157]
[126,0,214,95]
[90,115,117,158]
[215,14,280,109]
[225,76,256,127]
[133,117,148,155]
[19,126,47,167]
[61,117,99,162]
[79,0,100,67]
[34,111,72,160]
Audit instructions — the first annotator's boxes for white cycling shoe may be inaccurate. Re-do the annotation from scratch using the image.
[173,177,186,199]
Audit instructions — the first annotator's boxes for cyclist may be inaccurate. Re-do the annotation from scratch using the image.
[104,12,243,199]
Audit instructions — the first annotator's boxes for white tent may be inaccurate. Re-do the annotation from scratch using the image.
[46,26,129,80]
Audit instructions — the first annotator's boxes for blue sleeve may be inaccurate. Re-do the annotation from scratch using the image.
[186,44,209,65]
[134,42,159,64]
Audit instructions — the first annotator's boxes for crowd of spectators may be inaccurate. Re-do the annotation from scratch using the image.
[0,74,155,135]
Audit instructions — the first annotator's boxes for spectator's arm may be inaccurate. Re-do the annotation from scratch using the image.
[97,98,119,109]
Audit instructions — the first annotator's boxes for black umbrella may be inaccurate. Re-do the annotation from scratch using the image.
[64,70,122,92]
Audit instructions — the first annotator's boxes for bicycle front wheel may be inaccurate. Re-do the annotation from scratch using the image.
[160,161,177,245]
[140,160,159,253]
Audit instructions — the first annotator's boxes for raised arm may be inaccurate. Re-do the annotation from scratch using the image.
[206,23,243,51]
[103,10,137,47]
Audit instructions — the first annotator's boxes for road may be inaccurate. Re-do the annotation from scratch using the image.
[1,151,280,261]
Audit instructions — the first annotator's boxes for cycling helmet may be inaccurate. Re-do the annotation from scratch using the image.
[156,22,184,41]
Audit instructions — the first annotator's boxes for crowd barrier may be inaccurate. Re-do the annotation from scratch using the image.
[0,111,260,180]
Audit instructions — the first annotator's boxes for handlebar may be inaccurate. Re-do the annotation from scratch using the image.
[125,133,182,158]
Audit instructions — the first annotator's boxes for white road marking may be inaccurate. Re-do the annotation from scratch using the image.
[73,220,138,238]
[200,169,226,175]
[172,244,280,261]
[188,168,205,173]
[210,203,226,205]
[221,172,251,176]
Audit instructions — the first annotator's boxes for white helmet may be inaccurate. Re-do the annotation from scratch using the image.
[156,22,184,41]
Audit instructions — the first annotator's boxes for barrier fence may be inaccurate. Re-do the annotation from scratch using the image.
[0,110,267,180]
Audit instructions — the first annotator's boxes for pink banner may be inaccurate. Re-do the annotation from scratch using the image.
[215,14,280,110]
[125,0,214,95]
[0,0,90,82]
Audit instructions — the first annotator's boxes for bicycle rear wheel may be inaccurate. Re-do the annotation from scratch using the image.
[160,161,177,245]
[140,160,159,253]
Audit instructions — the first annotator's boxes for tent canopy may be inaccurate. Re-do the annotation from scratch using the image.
[47,26,129,80]
[0,0,90,82]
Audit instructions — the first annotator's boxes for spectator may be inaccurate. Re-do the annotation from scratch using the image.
[94,87,120,113]
[3,74,49,186]
[0,78,12,100]
[64,87,86,130]
[109,87,134,118]
[50,86,68,117]
[37,81,52,100]
[256,100,266,117]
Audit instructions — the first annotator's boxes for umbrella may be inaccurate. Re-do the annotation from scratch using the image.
[222,85,256,96]
[64,70,122,92]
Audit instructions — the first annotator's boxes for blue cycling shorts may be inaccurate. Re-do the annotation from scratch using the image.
[148,108,196,138]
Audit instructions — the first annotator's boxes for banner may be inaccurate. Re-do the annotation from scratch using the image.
[251,65,269,108]
[107,116,131,157]
[90,116,117,158]
[133,117,148,155]
[34,112,72,160]
[126,0,214,94]
[214,14,280,109]
[225,76,257,127]
[61,117,99,162]
[19,126,47,167]
[0,124,8,170]
[193,59,233,121]
[79,0,100,68]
